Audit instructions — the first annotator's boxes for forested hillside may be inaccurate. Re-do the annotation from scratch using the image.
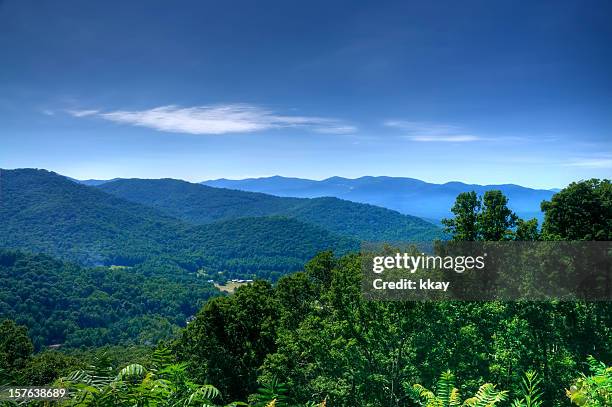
[1,168,183,265]
[0,249,218,349]
[0,169,356,279]
[180,216,357,280]
[97,178,443,241]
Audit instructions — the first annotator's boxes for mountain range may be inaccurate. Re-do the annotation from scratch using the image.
[202,176,556,222]
[0,169,442,280]
[0,169,355,279]
[97,178,441,242]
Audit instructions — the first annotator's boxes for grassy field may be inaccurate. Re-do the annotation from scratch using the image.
[214,281,251,293]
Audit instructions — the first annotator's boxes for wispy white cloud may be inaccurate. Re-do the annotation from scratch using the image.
[313,124,358,134]
[384,120,481,142]
[384,120,461,133]
[565,157,612,168]
[68,104,356,135]
[410,135,480,142]
[67,109,99,117]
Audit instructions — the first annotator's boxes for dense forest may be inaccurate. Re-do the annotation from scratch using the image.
[0,169,360,280]
[97,178,443,241]
[0,175,610,406]
[0,250,218,349]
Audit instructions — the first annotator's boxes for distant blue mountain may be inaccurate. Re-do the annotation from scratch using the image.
[202,176,557,222]
[73,178,122,186]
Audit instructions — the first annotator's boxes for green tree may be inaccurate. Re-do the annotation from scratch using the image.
[0,319,33,375]
[514,218,539,241]
[443,190,521,241]
[478,190,518,241]
[442,191,481,241]
[304,250,337,289]
[21,351,83,385]
[541,179,612,241]
[275,272,316,330]
[174,281,280,401]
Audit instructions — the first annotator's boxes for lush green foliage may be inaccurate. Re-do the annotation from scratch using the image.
[514,218,540,241]
[249,378,290,406]
[478,190,519,241]
[175,251,611,405]
[55,347,245,406]
[442,190,522,241]
[19,350,85,386]
[0,319,33,373]
[541,179,612,241]
[175,281,279,401]
[566,356,611,406]
[0,250,217,349]
[98,178,444,242]
[442,191,481,240]
[2,336,608,406]
[0,319,84,388]
[174,181,611,405]
[511,371,543,407]
[0,169,356,279]
[409,370,508,406]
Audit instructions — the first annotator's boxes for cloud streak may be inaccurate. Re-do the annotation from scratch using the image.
[565,157,612,168]
[410,135,480,142]
[68,104,356,135]
[384,120,481,142]
[67,109,99,117]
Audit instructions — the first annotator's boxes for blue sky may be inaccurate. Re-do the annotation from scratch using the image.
[1,0,610,188]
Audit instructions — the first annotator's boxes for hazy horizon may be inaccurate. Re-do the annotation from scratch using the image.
[2,167,566,191]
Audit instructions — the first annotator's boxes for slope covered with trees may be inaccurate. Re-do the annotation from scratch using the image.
[0,249,218,349]
[0,169,356,279]
[1,168,183,266]
[97,178,443,241]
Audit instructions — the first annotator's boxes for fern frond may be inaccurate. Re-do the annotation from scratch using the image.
[462,383,508,407]
[449,387,461,407]
[186,384,222,405]
[117,363,147,381]
[586,355,606,376]
[412,383,438,404]
[437,370,457,405]
[198,384,221,400]
[151,346,175,371]
[63,369,113,390]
